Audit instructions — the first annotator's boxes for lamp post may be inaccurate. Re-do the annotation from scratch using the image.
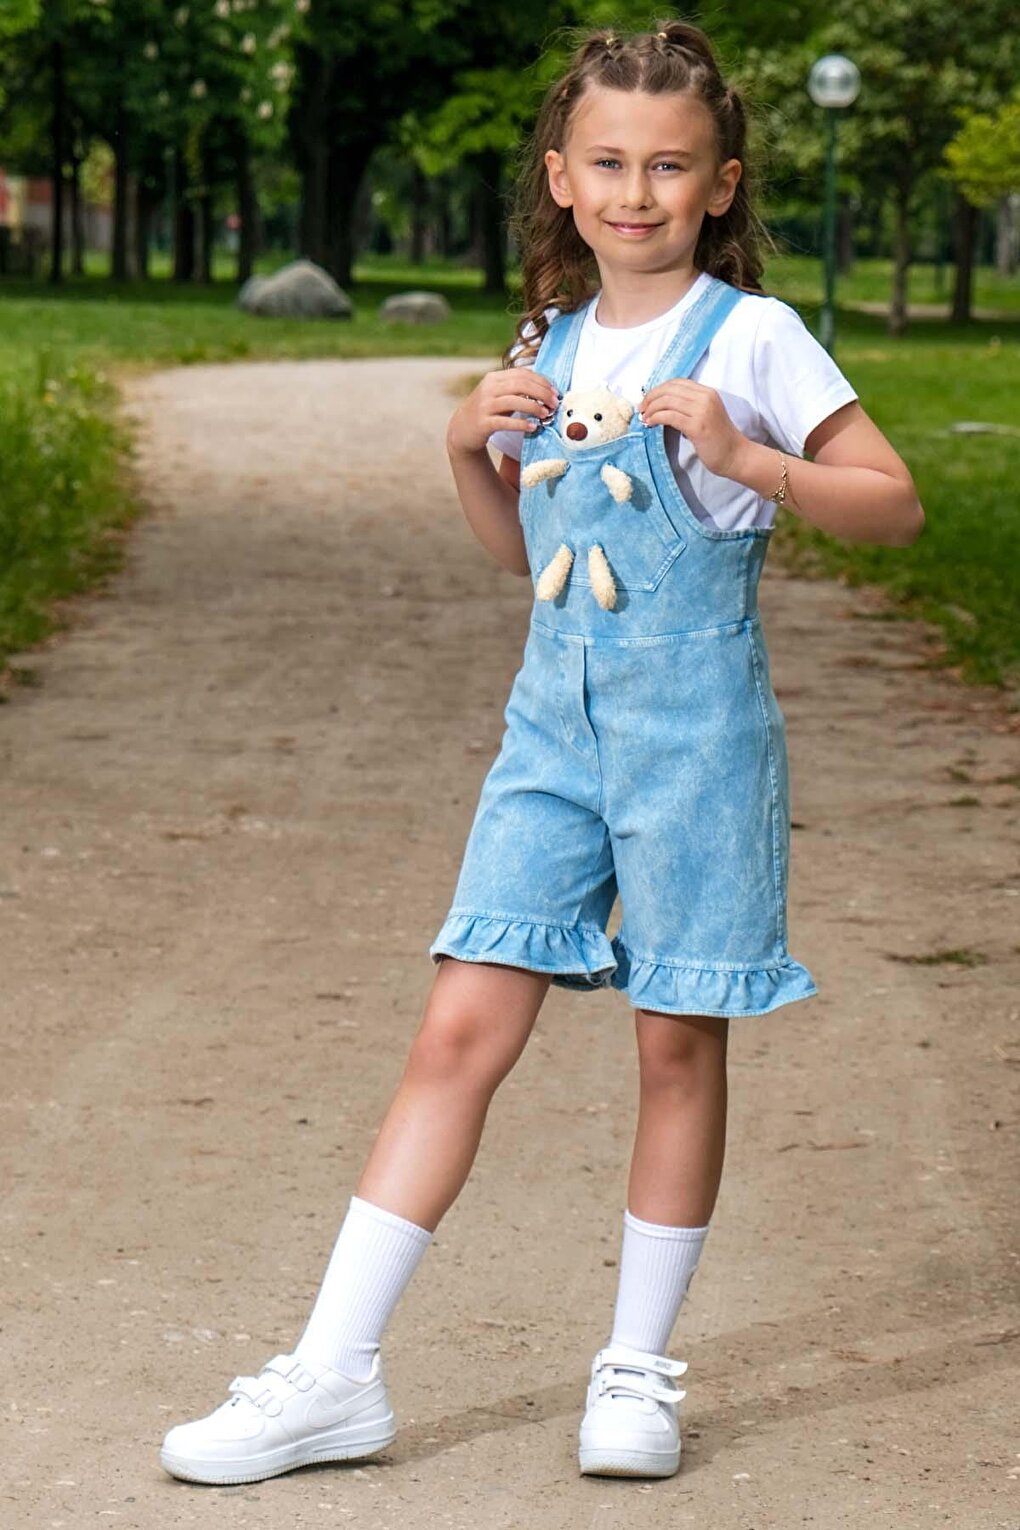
[807,53,861,356]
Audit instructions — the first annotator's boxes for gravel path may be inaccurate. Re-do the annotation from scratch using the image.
[2,355,1018,1529]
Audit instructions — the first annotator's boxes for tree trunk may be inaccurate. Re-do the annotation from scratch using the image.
[887,188,911,336]
[324,143,372,287]
[69,154,85,276]
[197,186,214,283]
[293,42,331,267]
[111,99,129,280]
[235,133,257,284]
[996,193,1017,277]
[950,187,977,324]
[49,37,65,285]
[173,148,195,282]
[134,180,154,281]
[410,162,427,264]
[474,149,506,296]
[436,176,453,258]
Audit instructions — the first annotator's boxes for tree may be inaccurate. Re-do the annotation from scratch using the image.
[942,88,1020,287]
[740,0,1020,333]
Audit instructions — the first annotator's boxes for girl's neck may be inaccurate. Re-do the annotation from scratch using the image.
[592,264,703,329]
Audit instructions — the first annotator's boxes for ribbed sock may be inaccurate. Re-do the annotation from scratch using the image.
[608,1207,710,1355]
[294,1194,433,1381]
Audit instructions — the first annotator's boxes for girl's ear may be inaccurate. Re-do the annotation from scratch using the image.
[544,148,573,209]
[707,158,742,219]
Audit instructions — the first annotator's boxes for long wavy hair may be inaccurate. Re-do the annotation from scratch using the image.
[502,18,779,368]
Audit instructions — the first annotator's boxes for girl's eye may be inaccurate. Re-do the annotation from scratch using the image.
[593,159,683,171]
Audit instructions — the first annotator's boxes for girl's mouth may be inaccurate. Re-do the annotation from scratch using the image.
[607,222,662,237]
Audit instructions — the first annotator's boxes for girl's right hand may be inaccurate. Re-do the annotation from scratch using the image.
[446,368,561,457]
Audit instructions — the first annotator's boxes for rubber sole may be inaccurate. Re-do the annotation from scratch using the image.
[160,1419,397,1486]
[579,1444,681,1478]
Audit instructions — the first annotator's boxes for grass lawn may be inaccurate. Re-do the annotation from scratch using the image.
[0,251,1017,694]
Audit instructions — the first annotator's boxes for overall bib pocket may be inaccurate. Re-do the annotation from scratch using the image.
[520,427,687,595]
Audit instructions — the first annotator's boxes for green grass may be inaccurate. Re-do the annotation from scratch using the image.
[0,251,1018,692]
[0,354,134,677]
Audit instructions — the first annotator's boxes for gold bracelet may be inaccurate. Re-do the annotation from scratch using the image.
[770,451,788,507]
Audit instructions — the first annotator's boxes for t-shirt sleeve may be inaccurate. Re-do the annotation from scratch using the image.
[487,309,558,462]
[752,299,859,457]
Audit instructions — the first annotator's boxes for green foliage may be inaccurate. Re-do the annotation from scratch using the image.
[0,354,133,667]
[942,88,1020,206]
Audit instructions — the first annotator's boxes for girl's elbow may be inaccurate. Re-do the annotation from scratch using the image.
[895,488,926,547]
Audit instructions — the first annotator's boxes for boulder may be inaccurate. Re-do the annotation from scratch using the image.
[378,290,452,324]
[237,260,353,319]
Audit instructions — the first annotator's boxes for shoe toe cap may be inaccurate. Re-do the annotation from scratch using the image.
[163,1400,266,1456]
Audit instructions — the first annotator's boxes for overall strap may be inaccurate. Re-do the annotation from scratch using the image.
[531,300,594,393]
[642,276,746,391]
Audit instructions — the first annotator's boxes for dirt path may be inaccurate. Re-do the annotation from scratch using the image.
[2,356,1018,1530]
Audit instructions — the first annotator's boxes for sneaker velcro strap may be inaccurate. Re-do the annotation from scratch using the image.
[262,1354,317,1391]
[594,1344,688,1380]
[228,1376,285,1416]
[597,1372,687,1407]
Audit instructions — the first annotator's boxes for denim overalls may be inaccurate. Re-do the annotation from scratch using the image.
[429,275,818,1018]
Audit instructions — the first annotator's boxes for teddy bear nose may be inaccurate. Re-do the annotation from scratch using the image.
[566,422,588,441]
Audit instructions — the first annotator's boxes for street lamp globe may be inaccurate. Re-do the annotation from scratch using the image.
[807,54,861,109]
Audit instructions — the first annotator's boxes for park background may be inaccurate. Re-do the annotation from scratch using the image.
[0,0,1017,703]
[2,6,1019,1525]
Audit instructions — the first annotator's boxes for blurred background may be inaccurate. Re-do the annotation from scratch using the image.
[0,0,1017,693]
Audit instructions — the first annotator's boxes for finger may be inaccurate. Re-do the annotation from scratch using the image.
[641,408,689,431]
[492,389,557,422]
[514,368,561,408]
[491,415,548,433]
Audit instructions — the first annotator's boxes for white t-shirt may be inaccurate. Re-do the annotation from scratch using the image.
[488,270,859,532]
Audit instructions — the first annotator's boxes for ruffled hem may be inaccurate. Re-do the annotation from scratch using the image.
[610,937,818,1018]
[429,910,618,990]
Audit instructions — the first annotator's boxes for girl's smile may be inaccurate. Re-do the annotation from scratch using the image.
[544,86,742,322]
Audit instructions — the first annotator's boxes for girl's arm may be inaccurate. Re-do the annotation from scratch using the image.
[446,366,557,577]
[726,401,925,547]
[446,442,530,577]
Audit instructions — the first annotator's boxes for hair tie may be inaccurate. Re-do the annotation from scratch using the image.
[604,34,616,46]
[657,30,668,39]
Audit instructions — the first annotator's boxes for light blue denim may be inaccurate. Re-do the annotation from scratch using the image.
[429,275,818,1017]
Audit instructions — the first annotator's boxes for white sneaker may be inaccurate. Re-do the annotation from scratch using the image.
[578,1343,689,1478]
[160,1350,397,1485]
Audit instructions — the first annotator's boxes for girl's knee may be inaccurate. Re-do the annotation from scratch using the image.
[635,1009,728,1087]
[408,960,545,1086]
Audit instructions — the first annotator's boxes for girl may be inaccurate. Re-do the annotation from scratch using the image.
[160,20,923,1487]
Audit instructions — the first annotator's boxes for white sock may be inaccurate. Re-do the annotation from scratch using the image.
[294,1194,433,1381]
[608,1208,710,1356]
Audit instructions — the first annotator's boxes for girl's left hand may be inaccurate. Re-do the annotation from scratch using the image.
[639,379,746,479]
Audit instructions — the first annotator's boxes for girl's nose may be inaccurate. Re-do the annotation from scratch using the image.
[622,170,652,207]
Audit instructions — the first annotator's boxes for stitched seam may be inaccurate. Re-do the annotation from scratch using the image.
[444,907,610,935]
[616,949,804,973]
[530,616,748,644]
[745,622,785,955]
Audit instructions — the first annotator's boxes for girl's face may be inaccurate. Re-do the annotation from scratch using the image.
[544,86,741,278]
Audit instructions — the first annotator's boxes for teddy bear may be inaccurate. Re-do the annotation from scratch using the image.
[520,384,636,610]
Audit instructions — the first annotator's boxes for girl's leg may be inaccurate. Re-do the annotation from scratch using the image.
[606,1009,729,1355]
[294,957,551,1377]
[356,956,552,1229]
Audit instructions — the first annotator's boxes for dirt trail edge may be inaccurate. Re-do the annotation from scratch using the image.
[2,356,1018,1530]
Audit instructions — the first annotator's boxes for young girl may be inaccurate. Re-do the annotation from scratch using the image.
[160,20,923,1487]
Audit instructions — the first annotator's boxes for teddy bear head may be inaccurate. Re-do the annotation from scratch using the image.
[557,385,633,448]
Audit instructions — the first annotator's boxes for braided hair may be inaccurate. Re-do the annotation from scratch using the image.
[503,19,777,369]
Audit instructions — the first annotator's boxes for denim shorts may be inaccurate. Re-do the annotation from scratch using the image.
[429,274,818,1018]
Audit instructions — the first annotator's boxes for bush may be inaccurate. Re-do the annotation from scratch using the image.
[0,354,135,677]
